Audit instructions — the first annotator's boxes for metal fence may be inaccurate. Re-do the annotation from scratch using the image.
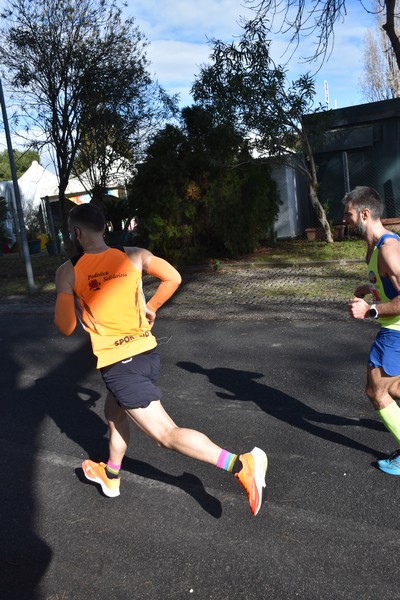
[274,133,400,242]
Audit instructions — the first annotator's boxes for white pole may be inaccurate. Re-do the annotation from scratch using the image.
[324,80,329,107]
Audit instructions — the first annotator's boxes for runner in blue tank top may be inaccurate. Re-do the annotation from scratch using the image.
[344,186,400,475]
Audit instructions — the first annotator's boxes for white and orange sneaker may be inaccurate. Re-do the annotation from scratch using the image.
[82,460,120,498]
[235,447,268,516]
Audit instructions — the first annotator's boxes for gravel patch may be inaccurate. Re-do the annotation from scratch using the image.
[0,265,358,321]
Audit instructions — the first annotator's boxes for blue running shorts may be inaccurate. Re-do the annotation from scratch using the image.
[368,327,400,376]
[100,348,162,409]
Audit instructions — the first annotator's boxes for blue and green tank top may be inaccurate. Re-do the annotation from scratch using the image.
[368,233,400,330]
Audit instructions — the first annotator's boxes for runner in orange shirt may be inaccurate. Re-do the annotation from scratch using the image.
[54,203,268,515]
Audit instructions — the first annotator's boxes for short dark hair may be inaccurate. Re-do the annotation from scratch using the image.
[343,186,383,220]
[68,203,105,232]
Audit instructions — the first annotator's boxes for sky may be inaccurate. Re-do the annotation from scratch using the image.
[0,0,376,166]
[128,0,375,110]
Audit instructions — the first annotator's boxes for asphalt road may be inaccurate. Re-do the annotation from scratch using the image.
[1,309,399,600]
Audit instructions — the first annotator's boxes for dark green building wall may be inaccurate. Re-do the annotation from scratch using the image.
[305,98,400,227]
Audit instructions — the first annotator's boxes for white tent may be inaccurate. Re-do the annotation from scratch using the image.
[18,160,59,208]
[0,158,133,247]
[0,161,59,247]
[0,161,59,210]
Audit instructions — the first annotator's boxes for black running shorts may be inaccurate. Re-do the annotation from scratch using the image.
[100,348,162,409]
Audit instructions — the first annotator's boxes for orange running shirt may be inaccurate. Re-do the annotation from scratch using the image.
[72,247,157,368]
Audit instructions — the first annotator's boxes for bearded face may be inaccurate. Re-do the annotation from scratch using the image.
[351,213,367,237]
[69,225,84,255]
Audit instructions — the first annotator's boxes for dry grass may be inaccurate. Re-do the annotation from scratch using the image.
[0,251,63,298]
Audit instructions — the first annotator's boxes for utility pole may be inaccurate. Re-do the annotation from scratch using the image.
[0,77,35,291]
[324,80,330,108]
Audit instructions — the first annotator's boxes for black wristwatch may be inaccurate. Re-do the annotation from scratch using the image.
[369,304,379,319]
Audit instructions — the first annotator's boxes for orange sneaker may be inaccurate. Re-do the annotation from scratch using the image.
[235,447,268,516]
[82,460,120,498]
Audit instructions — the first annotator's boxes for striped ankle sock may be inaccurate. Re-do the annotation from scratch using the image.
[216,449,239,472]
[106,460,121,479]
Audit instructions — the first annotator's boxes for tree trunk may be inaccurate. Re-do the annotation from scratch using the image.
[308,183,334,243]
[301,125,334,243]
[383,0,400,72]
[57,184,74,255]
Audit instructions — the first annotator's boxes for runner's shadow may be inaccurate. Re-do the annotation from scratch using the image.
[75,460,222,518]
[177,362,384,456]
[122,459,222,518]
[27,334,221,517]
[0,343,52,600]
[33,342,222,518]
[0,326,222,600]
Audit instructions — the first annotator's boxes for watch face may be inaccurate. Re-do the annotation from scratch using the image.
[369,308,378,318]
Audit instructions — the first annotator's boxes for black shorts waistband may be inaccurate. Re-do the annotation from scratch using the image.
[100,348,158,374]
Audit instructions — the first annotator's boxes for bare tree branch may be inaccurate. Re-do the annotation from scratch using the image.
[245,0,400,71]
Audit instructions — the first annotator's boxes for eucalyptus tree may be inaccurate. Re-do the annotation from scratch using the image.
[0,0,174,243]
[191,18,333,241]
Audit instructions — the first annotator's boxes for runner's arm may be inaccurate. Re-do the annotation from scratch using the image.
[125,247,182,327]
[54,262,77,335]
[144,255,182,312]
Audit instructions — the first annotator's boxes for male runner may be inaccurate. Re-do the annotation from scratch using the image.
[344,186,400,474]
[54,203,268,515]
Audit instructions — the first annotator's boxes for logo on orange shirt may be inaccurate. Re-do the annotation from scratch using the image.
[89,279,101,291]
